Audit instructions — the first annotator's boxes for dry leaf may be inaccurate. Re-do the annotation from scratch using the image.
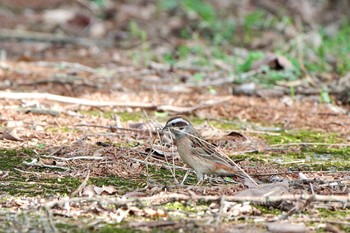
[81,185,95,197]
[101,185,117,195]
[252,53,294,71]
[0,171,9,178]
[267,222,306,233]
[235,182,290,198]
[3,129,23,141]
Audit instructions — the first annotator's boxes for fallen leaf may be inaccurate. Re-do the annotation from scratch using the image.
[266,222,306,233]
[81,185,95,197]
[3,129,23,141]
[235,181,290,198]
[252,53,294,71]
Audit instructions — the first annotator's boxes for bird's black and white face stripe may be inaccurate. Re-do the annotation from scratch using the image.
[163,116,191,138]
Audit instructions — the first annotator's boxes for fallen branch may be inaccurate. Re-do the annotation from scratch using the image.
[33,61,97,73]
[0,92,156,108]
[0,29,112,47]
[44,193,350,209]
[70,170,90,197]
[75,124,163,135]
[40,155,105,161]
[0,92,230,113]
[23,159,70,171]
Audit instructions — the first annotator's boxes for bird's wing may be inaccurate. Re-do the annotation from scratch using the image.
[189,134,231,165]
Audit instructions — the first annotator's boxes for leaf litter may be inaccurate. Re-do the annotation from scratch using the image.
[1,1,350,232]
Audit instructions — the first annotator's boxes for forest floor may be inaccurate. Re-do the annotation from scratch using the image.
[0,1,350,232]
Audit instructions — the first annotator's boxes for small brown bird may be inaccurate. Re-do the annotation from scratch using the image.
[163,116,247,184]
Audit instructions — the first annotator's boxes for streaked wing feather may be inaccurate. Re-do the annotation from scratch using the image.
[189,133,231,165]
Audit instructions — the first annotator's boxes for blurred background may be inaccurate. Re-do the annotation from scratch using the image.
[0,0,349,104]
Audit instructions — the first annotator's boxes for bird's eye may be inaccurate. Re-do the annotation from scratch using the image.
[172,122,176,126]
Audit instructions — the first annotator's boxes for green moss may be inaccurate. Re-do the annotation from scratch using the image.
[165,201,202,213]
[318,209,350,218]
[262,130,342,145]
[117,112,143,122]
[80,110,114,119]
[113,141,140,148]
[46,126,76,133]
[254,204,283,215]
[90,176,143,194]
[295,161,350,171]
[0,176,82,196]
[302,146,350,159]
[99,225,143,233]
[0,149,26,170]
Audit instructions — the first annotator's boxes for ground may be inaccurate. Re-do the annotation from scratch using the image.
[0,1,350,233]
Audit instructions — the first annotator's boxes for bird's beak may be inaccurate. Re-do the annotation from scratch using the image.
[162,124,169,133]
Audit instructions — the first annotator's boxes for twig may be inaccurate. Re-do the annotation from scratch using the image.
[215,195,225,227]
[128,155,191,172]
[20,108,60,117]
[33,61,97,73]
[0,92,230,113]
[23,159,70,171]
[0,29,111,47]
[40,155,105,161]
[0,92,156,108]
[75,124,163,135]
[43,193,350,209]
[70,170,90,197]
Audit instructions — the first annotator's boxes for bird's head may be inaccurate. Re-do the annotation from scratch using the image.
[163,116,194,139]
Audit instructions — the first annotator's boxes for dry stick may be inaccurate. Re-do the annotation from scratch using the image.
[40,155,105,161]
[41,206,58,233]
[33,61,97,73]
[0,92,230,113]
[43,193,350,209]
[23,159,70,171]
[70,170,90,197]
[0,92,156,108]
[108,156,190,173]
[0,28,111,47]
[215,195,226,228]
[76,124,162,135]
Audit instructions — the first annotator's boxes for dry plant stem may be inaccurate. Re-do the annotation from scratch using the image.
[41,207,58,233]
[76,124,162,135]
[0,92,155,108]
[0,92,229,113]
[117,156,190,172]
[40,155,105,161]
[44,193,350,209]
[70,170,90,197]
[23,159,70,171]
[215,195,225,227]
[0,28,111,47]
[33,61,97,73]
[279,195,315,220]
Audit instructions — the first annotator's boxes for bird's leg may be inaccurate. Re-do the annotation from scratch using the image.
[180,170,191,185]
[195,173,205,186]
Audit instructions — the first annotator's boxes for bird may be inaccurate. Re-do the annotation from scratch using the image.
[162,116,248,185]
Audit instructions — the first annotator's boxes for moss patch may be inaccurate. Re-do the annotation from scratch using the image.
[262,130,343,145]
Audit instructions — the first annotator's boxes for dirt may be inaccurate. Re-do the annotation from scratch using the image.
[1,1,350,232]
